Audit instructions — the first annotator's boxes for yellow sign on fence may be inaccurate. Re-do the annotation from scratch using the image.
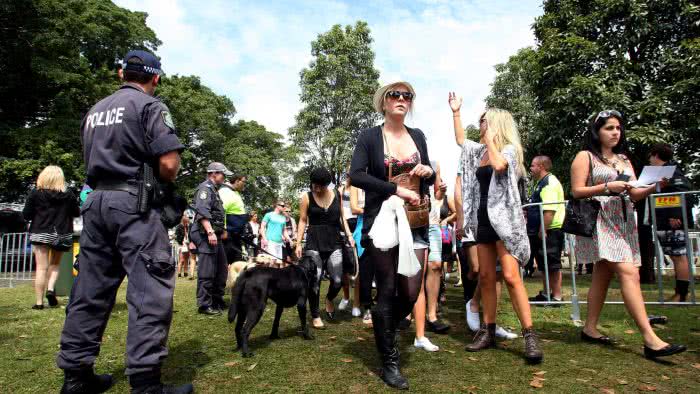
[655,196,681,208]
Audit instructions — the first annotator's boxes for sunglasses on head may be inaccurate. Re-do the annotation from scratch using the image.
[385,91,414,101]
[594,110,622,124]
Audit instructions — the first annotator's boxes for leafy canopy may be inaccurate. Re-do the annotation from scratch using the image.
[289,21,381,190]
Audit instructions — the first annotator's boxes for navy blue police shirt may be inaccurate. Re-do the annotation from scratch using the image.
[191,179,226,235]
[81,83,184,186]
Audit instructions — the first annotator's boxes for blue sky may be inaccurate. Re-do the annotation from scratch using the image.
[114,0,543,189]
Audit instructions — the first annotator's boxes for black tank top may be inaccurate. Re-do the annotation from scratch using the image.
[476,166,493,223]
[306,191,342,252]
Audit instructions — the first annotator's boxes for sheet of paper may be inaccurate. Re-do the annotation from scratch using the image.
[629,165,676,188]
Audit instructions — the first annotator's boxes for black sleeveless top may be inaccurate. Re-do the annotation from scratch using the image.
[476,166,493,224]
[305,191,342,252]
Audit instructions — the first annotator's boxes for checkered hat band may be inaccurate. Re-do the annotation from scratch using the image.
[124,62,161,75]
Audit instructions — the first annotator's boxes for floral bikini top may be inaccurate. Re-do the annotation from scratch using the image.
[384,151,419,177]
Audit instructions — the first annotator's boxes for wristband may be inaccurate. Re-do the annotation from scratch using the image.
[207,230,215,235]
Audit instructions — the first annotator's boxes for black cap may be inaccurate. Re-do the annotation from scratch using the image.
[123,50,162,75]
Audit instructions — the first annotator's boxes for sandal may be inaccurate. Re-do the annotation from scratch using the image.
[312,318,325,329]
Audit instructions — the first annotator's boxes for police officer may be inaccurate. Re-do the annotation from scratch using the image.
[191,162,230,315]
[56,50,192,394]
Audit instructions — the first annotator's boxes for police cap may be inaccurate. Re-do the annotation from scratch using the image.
[123,49,162,75]
[207,162,233,176]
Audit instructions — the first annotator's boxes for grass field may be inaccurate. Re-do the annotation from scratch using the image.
[1,273,699,393]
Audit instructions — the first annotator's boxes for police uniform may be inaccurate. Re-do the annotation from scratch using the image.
[190,176,228,312]
[57,51,185,390]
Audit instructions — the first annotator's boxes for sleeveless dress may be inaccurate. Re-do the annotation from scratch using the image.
[575,154,641,266]
[305,191,342,252]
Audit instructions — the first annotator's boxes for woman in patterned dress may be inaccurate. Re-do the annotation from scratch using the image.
[572,110,686,359]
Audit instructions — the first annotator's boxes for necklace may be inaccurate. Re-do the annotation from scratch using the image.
[601,154,623,174]
[314,191,333,212]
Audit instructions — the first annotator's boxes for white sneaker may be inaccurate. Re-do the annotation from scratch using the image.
[351,306,361,317]
[414,336,439,352]
[466,299,480,332]
[338,298,350,311]
[495,326,518,339]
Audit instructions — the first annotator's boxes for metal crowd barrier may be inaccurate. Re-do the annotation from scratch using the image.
[0,232,35,287]
[521,190,700,323]
[649,190,698,304]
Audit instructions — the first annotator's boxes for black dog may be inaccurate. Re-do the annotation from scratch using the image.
[228,255,317,357]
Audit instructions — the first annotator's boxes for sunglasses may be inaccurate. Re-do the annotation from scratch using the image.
[385,91,414,101]
[594,110,622,124]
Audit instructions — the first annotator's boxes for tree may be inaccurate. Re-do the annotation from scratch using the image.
[486,47,540,149]
[221,120,290,213]
[531,0,700,182]
[289,21,381,190]
[0,0,160,201]
[156,75,236,197]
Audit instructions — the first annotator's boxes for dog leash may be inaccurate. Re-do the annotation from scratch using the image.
[235,236,285,260]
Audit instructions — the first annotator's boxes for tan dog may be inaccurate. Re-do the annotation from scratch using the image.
[226,260,257,290]
[226,255,284,290]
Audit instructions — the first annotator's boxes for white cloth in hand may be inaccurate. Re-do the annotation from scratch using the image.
[368,196,420,277]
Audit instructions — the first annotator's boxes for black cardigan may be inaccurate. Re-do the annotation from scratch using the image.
[22,189,80,235]
[349,125,435,237]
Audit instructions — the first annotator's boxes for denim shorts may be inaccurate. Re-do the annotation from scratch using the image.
[428,224,442,261]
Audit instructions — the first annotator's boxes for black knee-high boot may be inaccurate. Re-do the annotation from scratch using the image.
[371,308,408,390]
[676,280,689,302]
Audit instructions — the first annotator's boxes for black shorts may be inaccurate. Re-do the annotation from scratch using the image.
[528,229,564,272]
[476,223,501,244]
[441,243,454,262]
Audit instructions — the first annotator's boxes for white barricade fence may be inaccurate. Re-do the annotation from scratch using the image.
[0,232,35,287]
[522,192,699,324]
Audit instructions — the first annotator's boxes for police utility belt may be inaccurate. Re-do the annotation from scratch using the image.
[94,163,186,228]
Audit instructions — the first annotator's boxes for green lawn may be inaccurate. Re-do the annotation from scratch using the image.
[1,273,699,393]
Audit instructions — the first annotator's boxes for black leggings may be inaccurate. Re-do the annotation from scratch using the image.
[358,252,375,308]
[368,243,425,323]
[307,249,343,319]
[457,242,478,303]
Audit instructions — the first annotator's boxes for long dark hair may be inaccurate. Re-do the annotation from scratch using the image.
[583,111,628,160]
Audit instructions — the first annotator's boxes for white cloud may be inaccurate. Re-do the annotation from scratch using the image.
[114,0,542,192]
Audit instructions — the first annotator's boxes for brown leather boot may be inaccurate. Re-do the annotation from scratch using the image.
[522,327,543,364]
[465,323,496,352]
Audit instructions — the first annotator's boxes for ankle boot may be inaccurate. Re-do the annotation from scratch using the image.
[371,309,409,390]
[676,280,689,302]
[466,323,496,352]
[60,368,113,394]
[522,327,543,364]
[129,370,194,394]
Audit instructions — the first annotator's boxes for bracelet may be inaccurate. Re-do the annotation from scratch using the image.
[603,182,610,195]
